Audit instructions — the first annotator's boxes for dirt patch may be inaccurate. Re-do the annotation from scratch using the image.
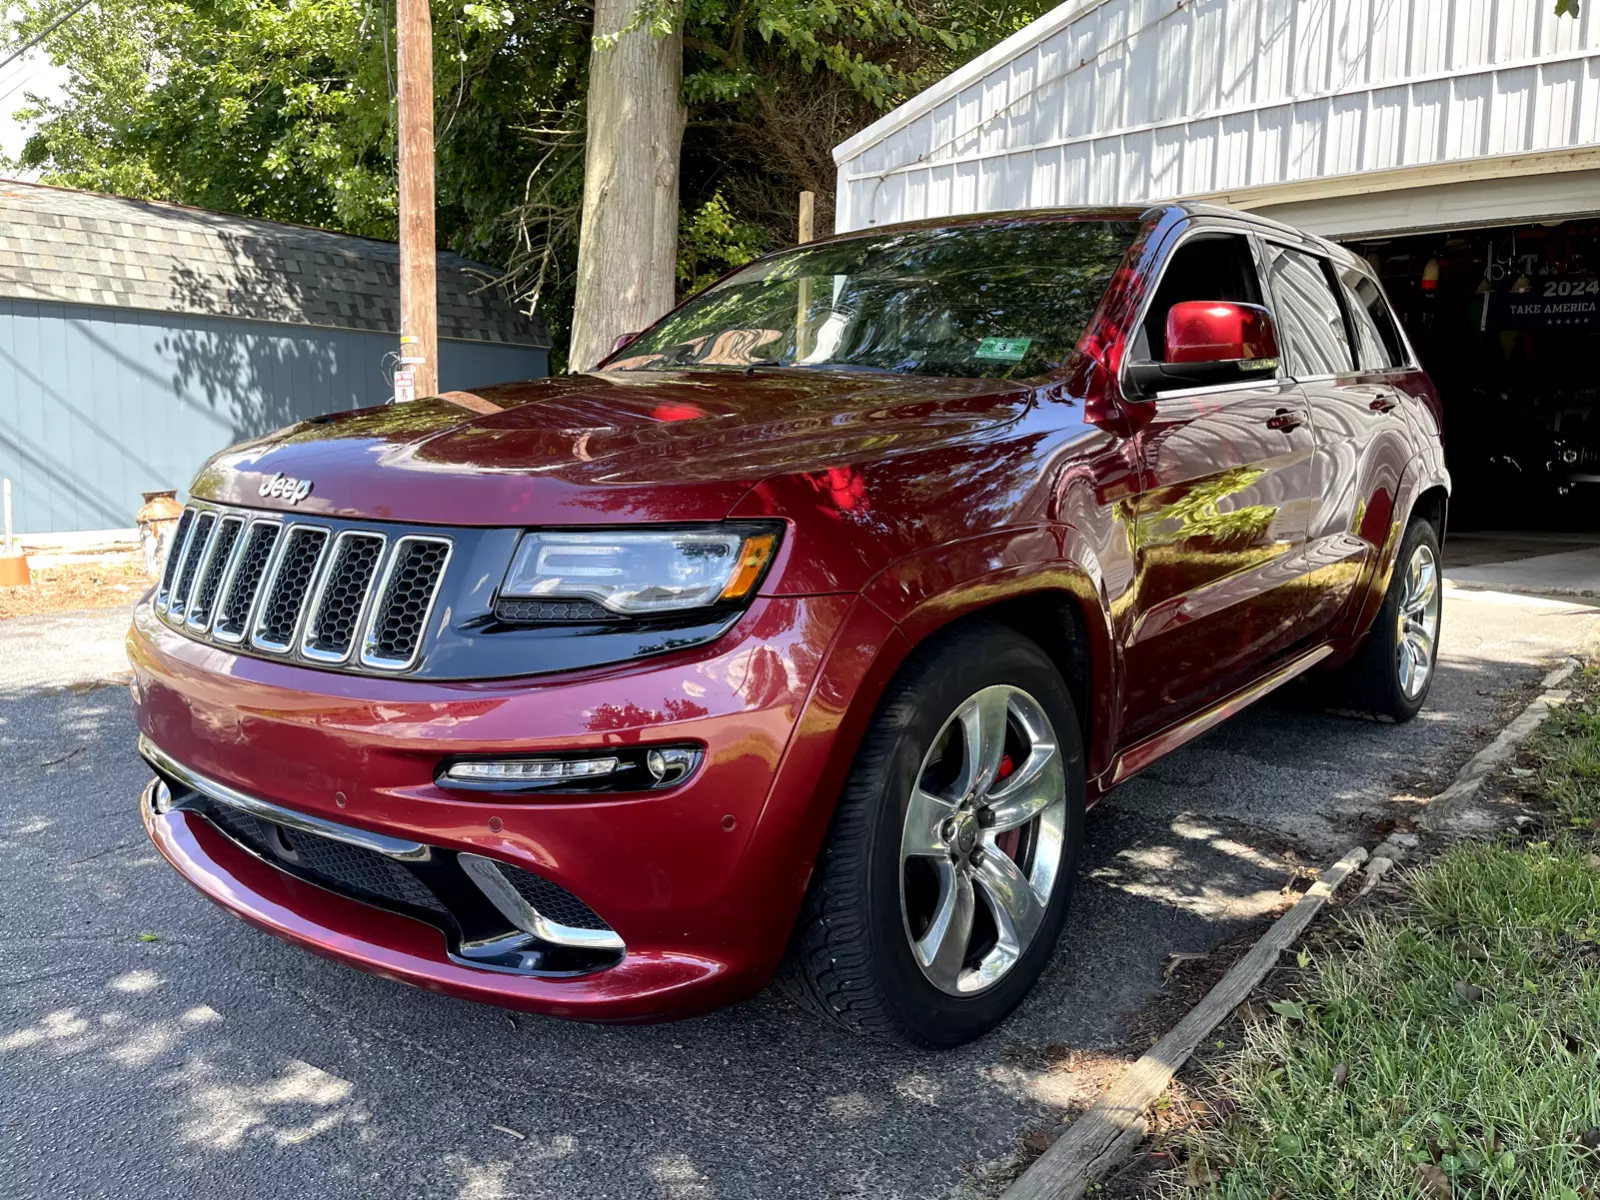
[0,560,154,620]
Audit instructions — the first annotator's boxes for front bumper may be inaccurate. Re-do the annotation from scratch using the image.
[130,590,889,1020]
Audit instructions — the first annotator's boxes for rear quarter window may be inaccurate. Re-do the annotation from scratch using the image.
[1340,267,1407,371]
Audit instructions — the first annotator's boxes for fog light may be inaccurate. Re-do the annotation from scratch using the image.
[646,747,699,785]
[443,757,620,787]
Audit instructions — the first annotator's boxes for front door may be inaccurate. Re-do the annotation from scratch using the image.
[1118,229,1322,742]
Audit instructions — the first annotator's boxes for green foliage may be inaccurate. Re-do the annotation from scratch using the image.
[676,191,768,293]
[1186,838,1600,1198]
[1532,688,1600,828]
[2,0,1060,362]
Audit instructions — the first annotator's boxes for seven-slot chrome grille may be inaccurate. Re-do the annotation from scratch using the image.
[154,504,451,674]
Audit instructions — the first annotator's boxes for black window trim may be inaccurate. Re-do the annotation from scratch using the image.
[1118,218,1291,403]
[1257,235,1360,383]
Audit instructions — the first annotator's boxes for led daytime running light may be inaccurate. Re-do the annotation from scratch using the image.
[444,757,620,785]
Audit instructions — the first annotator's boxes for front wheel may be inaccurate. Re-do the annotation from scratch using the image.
[781,622,1085,1048]
[1329,517,1443,722]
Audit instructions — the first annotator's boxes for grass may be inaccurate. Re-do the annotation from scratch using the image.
[1532,692,1600,830]
[1178,674,1600,1199]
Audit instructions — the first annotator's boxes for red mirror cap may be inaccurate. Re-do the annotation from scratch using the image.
[1165,301,1280,366]
[611,331,641,353]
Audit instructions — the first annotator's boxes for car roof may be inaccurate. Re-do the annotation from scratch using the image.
[814,202,1356,266]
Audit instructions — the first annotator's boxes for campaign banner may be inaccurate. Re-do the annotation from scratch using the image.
[1487,277,1600,330]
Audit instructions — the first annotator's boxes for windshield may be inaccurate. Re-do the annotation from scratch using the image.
[607,219,1141,380]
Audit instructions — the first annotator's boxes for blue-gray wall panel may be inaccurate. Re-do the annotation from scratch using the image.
[0,299,548,533]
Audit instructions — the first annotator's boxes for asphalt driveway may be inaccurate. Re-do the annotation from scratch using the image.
[3,578,1597,1200]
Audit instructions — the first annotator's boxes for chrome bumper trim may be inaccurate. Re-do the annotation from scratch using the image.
[138,734,431,862]
[458,853,626,952]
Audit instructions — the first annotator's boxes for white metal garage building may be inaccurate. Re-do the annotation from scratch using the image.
[833,0,1599,238]
[833,0,1600,525]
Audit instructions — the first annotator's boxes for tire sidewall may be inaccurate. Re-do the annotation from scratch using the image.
[858,627,1086,1047]
[1377,520,1442,721]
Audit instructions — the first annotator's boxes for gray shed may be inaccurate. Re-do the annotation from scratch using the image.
[0,180,551,534]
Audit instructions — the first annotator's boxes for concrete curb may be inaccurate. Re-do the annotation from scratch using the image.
[999,846,1369,1200]
[1421,657,1580,834]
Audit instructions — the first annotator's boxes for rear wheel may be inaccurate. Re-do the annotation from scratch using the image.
[782,622,1085,1048]
[1327,517,1443,722]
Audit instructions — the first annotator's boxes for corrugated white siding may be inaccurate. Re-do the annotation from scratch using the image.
[834,0,1600,231]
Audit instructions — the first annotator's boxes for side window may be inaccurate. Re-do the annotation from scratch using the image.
[1138,233,1263,362]
[1266,246,1355,377]
[1339,267,1406,370]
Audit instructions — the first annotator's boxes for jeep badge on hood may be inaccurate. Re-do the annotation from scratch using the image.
[259,472,313,504]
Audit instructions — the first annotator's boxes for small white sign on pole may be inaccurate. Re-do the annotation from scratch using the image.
[393,368,416,404]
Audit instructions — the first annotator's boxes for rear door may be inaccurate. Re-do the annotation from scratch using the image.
[1261,242,1415,629]
[1119,227,1321,741]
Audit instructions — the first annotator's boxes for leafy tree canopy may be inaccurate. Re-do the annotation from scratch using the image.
[0,0,1065,362]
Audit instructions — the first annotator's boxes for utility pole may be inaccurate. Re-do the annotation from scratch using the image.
[395,0,438,400]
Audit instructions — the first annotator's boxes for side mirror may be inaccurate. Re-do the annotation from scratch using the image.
[611,331,641,354]
[1124,302,1281,398]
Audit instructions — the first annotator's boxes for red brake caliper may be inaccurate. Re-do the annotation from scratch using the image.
[994,753,1022,861]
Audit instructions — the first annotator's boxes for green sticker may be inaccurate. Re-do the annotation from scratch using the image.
[974,337,1031,363]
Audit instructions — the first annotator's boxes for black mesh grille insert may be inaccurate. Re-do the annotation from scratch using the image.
[188,516,243,627]
[305,534,385,659]
[494,597,616,623]
[203,806,445,914]
[158,509,195,604]
[168,512,216,619]
[499,862,612,931]
[254,527,329,649]
[214,523,280,639]
[365,539,449,666]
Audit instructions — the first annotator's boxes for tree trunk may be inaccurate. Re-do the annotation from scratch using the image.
[567,0,685,372]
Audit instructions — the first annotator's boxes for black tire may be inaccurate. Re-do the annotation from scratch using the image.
[1327,517,1443,722]
[780,621,1086,1048]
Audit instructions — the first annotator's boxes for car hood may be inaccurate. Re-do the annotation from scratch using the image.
[191,369,1035,527]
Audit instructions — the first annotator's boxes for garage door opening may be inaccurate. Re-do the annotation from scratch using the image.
[1343,219,1600,532]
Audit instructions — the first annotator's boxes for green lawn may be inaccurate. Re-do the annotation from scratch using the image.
[1181,676,1600,1199]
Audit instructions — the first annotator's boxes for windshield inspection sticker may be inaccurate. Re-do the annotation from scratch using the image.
[974,337,1031,363]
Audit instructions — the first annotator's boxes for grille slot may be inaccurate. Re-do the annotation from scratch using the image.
[167,511,216,620]
[302,532,386,663]
[494,597,617,623]
[498,862,613,931]
[213,521,281,643]
[202,806,446,914]
[361,537,452,671]
[152,505,452,675]
[186,515,244,631]
[252,526,331,652]
[156,508,196,610]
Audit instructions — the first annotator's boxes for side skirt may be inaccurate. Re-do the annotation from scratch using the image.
[1096,644,1335,793]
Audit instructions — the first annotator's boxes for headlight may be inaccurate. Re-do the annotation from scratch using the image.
[499,526,780,616]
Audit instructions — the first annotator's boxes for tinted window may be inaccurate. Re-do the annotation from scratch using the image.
[1266,246,1354,376]
[1339,267,1406,370]
[1139,233,1263,361]
[611,220,1141,380]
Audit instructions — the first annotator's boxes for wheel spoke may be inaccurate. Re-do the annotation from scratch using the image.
[955,687,1011,800]
[1407,623,1435,668]
[974,849,1045,952]
[913,864,975,992]
[902,787,955,859]
[1404,557,1437,617]
[984,744,1064,832]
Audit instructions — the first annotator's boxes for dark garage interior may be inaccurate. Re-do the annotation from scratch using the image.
[1345,219,1600,533]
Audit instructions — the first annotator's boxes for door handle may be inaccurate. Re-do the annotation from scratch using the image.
[1266,408,1305,432]
[1369,394,1399,414]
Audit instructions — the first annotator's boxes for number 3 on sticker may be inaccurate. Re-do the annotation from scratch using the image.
[975,337,1031,363]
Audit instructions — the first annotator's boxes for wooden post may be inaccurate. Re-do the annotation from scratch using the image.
[395,0,438,400]
[795,191,816,360]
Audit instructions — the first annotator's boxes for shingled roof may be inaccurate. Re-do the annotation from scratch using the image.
[0,180,549,347]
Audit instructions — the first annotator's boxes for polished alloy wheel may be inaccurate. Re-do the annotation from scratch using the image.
[900,685,1067,996]
[1396,540,1441,701]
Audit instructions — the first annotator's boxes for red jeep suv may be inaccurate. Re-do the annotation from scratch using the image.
[132,204,1447,1047]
